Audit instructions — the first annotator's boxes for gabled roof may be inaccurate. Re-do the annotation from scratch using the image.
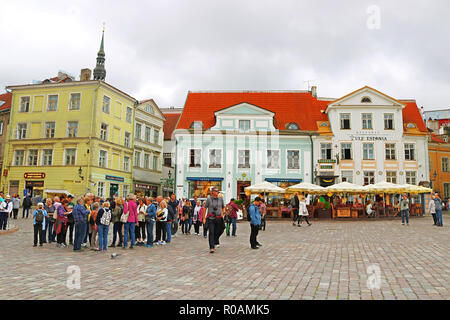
[176,91,327,131]
[399,100,428,133]
[163,112,181,140]
[327,85,404,109]
[0,92,12,111]
[430,133,447,143]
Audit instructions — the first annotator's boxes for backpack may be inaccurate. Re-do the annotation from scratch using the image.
[247,204,255,222]
[225,204,233,216]
[100,208,112,225]
[35,209,44,223]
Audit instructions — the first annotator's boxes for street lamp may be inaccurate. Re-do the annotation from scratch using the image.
[78,166,84,180]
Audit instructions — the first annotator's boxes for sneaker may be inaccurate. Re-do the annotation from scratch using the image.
[216,244,220,248]
[401,223,405,225]
[60,244,66,248]
[145,244,153,248]
[81,243,87,248]
[210,249,215,253]
[109,244,115,248]
[129,246,134,249]
[161,241,166,245]
[297,225,302,227]
[256,243,262,247]
[33,244,37,247]
[251,246,259,250]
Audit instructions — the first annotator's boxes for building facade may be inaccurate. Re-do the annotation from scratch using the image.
[174,91,326,202]
[428,133,450,199]
[0,92,11,182]
[132,99,165,197]
[3,78,136,198]
[313,86,430,186]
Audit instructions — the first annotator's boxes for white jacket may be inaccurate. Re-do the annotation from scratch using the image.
[299,201,309,216]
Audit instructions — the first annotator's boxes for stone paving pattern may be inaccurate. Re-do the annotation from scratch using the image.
[0,216,449,300]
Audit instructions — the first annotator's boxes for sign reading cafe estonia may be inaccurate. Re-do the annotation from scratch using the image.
[349,131,388,141]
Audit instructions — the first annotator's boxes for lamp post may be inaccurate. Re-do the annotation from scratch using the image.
[78,166,84,180]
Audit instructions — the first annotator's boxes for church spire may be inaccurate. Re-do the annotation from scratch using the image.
[93,26,106,81]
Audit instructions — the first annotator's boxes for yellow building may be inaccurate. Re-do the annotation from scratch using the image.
[2,76,137,199]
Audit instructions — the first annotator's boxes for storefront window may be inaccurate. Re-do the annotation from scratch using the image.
[188,180,222,198]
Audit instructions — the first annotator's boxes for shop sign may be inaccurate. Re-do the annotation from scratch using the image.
[24,172,46,179]
[135,184,151,190]
[3,169,7,177]
[105,175,124,182]
[349,135,388,141]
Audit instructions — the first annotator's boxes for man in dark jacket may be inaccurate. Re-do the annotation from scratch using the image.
[166,200,176,243]
[72,198,89,252]
[22,195,32,219]
[292,193,299,226]
[434,193,444,227]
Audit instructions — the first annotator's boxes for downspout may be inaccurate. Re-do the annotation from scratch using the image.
[2,89,14,192]
[86,81,100,193]
[309,133,314,184]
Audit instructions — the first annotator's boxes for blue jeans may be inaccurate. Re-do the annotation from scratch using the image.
[97,224,109,251]
[146,220,154,245]
[187,219,192,232]
[74,221,87,251]
[47,220,54,242]
[22,207,30,218]
[436,209,443,226]
[166,222,172,242]
[181,220,188,234]
[83,221,89,243]
[401,209,409,224]
[123,222,136,247]
[226,218,237,236]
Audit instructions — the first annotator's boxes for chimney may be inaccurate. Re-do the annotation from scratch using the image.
[80,68,92,81]
[311,86,317,98]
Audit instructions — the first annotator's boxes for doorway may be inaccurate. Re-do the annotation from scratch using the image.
[237,181,251,201]
[110,183,119,198]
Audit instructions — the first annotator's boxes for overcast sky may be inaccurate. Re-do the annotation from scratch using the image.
[1,0,449,110]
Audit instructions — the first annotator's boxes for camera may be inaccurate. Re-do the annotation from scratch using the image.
[213,206,218,211]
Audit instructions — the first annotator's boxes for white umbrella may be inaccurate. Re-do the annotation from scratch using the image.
[326,182,368,194]
[366,181,406,193]
[286,182,326,194]
[244,181,286,194]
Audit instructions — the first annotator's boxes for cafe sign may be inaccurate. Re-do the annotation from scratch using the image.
[349,135,388,141]
[24,172,46,179]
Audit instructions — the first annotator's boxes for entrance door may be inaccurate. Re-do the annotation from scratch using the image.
[110,183,119,198]
[25,181,44,197]
[9,180,19,196]
[237,181,251,200]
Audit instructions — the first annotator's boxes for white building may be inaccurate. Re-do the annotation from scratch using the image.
[313,86,429,186]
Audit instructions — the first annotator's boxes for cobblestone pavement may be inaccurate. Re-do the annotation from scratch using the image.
[0,216,449,300]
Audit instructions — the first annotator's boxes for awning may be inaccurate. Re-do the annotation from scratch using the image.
[265,178,302,183]
[187,177,224,181]
[44,189,70,195]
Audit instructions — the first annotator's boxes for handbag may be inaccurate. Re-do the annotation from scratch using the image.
[120,202,129,223]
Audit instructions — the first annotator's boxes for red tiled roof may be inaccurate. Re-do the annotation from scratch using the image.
[176,91,327,131]
[430,133,446,143]
[163,113,181,140]
[399,100,428,133]
[0,92,12,111]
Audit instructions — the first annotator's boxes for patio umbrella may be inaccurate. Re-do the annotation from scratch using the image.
[325,182,368,194]
[366,181,406,193]
[285,182,327,194]
[398,184,433,194]
[244,181,286,195]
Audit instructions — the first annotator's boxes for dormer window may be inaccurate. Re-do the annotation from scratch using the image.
[190,121,203,129]
[361,96,372,103]
[286,122,299,130]
[239,120,250,131]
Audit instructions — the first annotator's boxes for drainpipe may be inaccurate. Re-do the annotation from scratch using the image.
[309,133,314,184]
[2,90,15,192]
[86,82,100,194]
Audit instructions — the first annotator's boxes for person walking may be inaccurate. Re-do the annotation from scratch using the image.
[82,196,93,247]
[182,200,192,235]
[259,198,267,231]
[193,200,203,236]
[202,201,208,238]
[72,197,89,252]
[96,202,112,252]
[32,203,48,247]
[0,195,13,230]
[22,195,32,219]
[136,198,147,246]
[44,198,56,243]
[429,193,437,225]
[400,193,410,226]
[225,198,239,237]
[155,199,168,245]
[110,197,123,247]
[145,198,157,247]
[89,202,100,248]
[298,195,312,227]
[434,193,444,227]
[65,195,75,245]
[205,187,225,253]
[291,192,300,226]
[54,197,68,247]
[11,194,20,219]
[123,194,138,249]
[166,197,176,244]
[249,197,262,250]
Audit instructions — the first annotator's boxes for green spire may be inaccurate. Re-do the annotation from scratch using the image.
[93,27,106,81]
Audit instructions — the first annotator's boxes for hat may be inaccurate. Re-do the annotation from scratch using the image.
[254,197,262,202]
[67,194,74,198]
[6,195,11,199]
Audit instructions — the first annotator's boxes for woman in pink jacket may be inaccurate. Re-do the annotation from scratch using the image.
[123,194,138,249]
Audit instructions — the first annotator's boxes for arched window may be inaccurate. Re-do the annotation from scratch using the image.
[190,121,203,129]
[286,122,299,130]
[361,96,372,103]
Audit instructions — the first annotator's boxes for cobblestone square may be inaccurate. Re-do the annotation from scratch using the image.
[0,217,448,300]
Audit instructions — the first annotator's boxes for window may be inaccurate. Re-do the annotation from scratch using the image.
[190,121,203,129]
[189,149,201,168]
[145,126,151,143]
[404,143,415,161]
[135,123,142,140]
[42,149,53,166]
[123,156,130,172]
[164,154,172,167]
[28,150,38,166]
[363,171,375,185]
[47,95,58,111]
[123,185,129,198]
[19,97,30,112]
[67,121,78,138]
[69,93,81,110]
[341,143,352,160]
[100,123,108,141]
[384,114,394,130]
[239,120,250,131]
[126,107,132,123]
[45,122,55,138]
[134,151,141,167]
[267,150,280,169]
[153,155,158,170]
[0,121,3,135]
[238,150,250,168]
[340,114,351,130]
[320,143,332,160]
[361,96,372,103]
[154,129,159,145]
[385,143,396,160]
[97,182,105,198]
[287,150,300,169]
[209,149,222,168]
[99,150,107,167]
[444,183,450,199]
[363,143,374,160]
[65,149,76,165]
[144,153,150,169]
[17,123,27,139]
[341,170,353,183]
[386,171,397,184]
[287,123,299,130]
[362,113,373,129]
[124,132,131,147]
[145,105,154,114]
[405,171,416,185]
[14,150,24,166]
[442,157,449,172]
[102,96,110,113]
